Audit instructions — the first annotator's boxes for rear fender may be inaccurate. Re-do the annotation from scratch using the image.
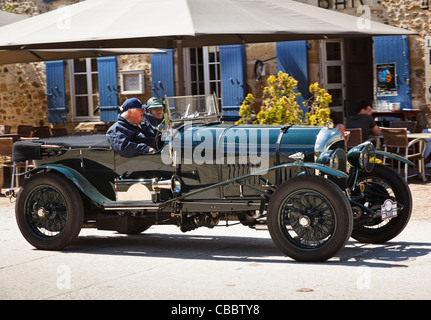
[26,164,111,206]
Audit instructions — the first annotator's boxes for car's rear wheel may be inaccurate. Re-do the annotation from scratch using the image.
[16,172,84,250]
[267,175,353,262]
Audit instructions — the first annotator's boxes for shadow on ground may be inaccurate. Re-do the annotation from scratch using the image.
[62,229,431,268]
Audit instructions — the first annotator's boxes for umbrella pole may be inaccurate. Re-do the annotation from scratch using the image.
[177,39,185,96]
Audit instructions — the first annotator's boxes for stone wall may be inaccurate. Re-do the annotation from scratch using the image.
[117,54,153,108]
[0,0,85,132]
[244,43,278,114]
[0,1,47,131]
[0,63,46,127]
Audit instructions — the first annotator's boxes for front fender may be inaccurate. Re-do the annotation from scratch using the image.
[375,150,414,166]
[299,162,348,178]
[27,164,111,206]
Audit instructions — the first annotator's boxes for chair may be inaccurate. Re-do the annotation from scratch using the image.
[0,125,11,134]
[343,131,350,146]
[0,137,34,189]
[390,121,417,133]
[422,129,431,169]
[51,128,68,137]
[380,127,426,182]
[345,128,363,149]
[17,125,33,137]
[32,126,51,138]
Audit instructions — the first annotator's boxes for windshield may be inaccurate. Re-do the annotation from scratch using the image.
[164,94,220,124]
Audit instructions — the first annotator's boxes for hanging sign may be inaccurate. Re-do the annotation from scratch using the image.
[376,63,398,97]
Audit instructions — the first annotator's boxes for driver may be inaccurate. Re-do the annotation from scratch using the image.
[106,98,157,157]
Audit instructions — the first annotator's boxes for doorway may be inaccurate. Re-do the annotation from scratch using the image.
[320,38,373,120]
[344,37,373,117]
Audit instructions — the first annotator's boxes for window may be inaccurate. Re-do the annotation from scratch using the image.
[184,46,222,106]
[69,58,100,121]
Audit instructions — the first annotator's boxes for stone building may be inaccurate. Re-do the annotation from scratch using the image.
[301,0,431,129]
[0,0,430,133]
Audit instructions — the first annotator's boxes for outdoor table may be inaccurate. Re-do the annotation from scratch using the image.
[0,134,21,142]
[373,109,421,122]
[75,121,108,134]
[373,132,431,151]
[407,133,431,140]
[408,133,431,168]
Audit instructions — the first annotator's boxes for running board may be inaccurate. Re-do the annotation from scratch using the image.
[104,199,262,212]
[104,200,161,211]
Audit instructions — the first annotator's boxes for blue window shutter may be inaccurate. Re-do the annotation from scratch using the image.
[45,60,67,124]
[97,56,118,122]
[220,44,246,122]
[151,49,175,98]
[374,35,411,109]
[276,41,310,105]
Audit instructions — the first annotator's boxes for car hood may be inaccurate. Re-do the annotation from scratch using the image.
[170,123,342,162]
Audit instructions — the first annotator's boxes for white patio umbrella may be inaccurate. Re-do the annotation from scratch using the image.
[0,10,165,64]
[0,0,415,49]
[0,0,416,93]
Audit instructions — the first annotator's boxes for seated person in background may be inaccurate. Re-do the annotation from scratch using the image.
[346,100,381,142]
[329,110,345,137]
[145,97,165,129]
[106,98,157,158]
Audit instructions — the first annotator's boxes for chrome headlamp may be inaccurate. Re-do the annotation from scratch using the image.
[316,148,347,172]
[347,141,376,173]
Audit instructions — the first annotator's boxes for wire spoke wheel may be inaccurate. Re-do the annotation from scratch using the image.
[25,185,68,238]
[267,175,352,262]
[16,172,84,250]
[280,191,336,250]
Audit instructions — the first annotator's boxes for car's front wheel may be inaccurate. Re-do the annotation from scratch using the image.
[351,164,412,244]
[16,172,84,250]
[267,175,353,262]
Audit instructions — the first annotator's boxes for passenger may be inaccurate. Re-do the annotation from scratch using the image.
[106,98,157,157]
[145,97,165,129]
[346,100,381,142]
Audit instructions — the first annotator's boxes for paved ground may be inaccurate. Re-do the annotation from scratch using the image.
[1,179,431,301]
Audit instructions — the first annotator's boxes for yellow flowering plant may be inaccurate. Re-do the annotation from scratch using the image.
[236,71,332,126]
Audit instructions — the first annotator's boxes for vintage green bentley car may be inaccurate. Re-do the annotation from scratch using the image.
[12,95,413,262]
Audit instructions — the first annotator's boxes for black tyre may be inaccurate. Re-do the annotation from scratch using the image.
[267,175,353,262]
[15,172,84,250]
[351,164,412,244]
